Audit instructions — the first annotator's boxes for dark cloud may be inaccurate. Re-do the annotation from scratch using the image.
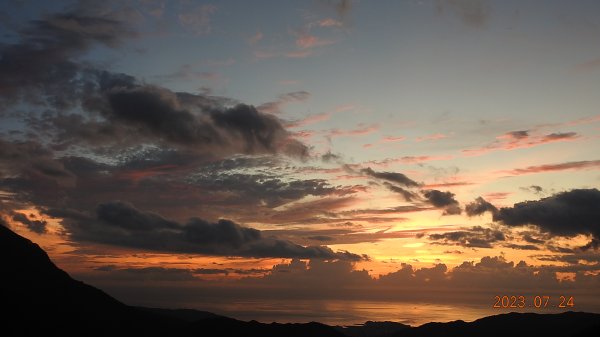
[507,130,529,139]
[361,167,420,187]
[0,8,134,108]
[95,265,268,278]
[543,132,578,141]
[193,268,269,276]
[321,151,342,163]
[193,268,230,275]
[503,243,540,251]
[73,81,308,157]
[422,189,461,215]
[0,139,74,183]
[50,201,365,260]
[581,239,599,252]
[11,212,47,234]
[383,182,417,201]
[306,235,335,242]
[428,226,505,248]
[190,172,357,208]
[465,197,497,217]
[522,234,545,244]
[520,185,544,195]
[1,6,308,159]
[494,189,600,247]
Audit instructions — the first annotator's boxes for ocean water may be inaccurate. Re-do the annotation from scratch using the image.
[188,299,568,326]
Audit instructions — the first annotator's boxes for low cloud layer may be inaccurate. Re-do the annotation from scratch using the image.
[81,255,600,308]
[428,225,505,248]
[47,201,365,260]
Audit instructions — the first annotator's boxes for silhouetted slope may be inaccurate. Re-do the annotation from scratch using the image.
[0,224,345,337]
[337,321,410,337]
[0,223,179,336]
[188,316,346,337]
[390,311,600,337]
[137,307,222,322]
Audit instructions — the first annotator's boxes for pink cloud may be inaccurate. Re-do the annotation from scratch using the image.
[483,192,512,201]
[565,115,600,127]
[327,124,379,137]
[501,160,600,176]
[295,33,333,49]
[383,136,406,142]
[284,104,359,129]
[290,130,316,139]
[285,112,331,128]
[415,133,447,142]
[361,136,406,149]
[422,181,473,189]
[463,131,579,157]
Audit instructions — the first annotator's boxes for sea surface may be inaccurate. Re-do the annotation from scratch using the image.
[187,299,571,326]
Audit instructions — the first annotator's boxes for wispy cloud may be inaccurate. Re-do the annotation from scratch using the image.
[415,133,447,142]
[314,18,343,28]
[247,31,263,45]
[295,32,333,49]
[463,130,579,156]
[501,160,600,176]
[363,136,406,149]
[286,104,354,128]
[257,91,311,114]
[364,155,454,167]
[326,124,379,138]
[178,4,216,35]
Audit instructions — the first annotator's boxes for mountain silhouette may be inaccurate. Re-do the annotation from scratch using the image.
[0,223,344,337]
[1,223,599,337]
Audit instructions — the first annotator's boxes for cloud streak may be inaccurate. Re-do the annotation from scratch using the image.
[48,201,366,260]
[502,160,600,176]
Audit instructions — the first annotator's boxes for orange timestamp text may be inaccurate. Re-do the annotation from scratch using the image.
[493,295,574,309]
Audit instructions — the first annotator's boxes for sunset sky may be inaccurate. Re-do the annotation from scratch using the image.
[1,0,600,325]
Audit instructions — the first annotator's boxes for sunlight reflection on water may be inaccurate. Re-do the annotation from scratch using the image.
[187,299,562,326]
